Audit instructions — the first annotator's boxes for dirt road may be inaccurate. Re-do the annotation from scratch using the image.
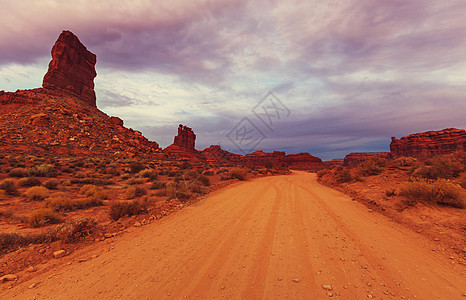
[2,172,465,299]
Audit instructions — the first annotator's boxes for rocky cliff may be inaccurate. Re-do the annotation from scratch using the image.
[390,128,466,160]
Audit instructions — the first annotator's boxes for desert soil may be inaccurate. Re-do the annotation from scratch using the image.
[2,171,465,299]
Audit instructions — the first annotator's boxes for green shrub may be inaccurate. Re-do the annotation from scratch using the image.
[109,198,149,221]
[124,186,147,199]
[8,168,29,178]
[29,164,55,177]
[29,208,61,227]
[25,186,49,201]
[400,179,465,208]
[0,179,19,196]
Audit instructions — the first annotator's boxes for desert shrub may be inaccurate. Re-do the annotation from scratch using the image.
[395,157,417,167]
[229,168,248,181]
[45,194,74,212]
[385,189,396,197]
[25,186,49,201]
[202,170,214,176]
[43,179,60,190]
[50,217,97,242]
[190,183,206,194]
[150,181,166,190]
[180,161,191,170]
[317,169,330,179]
[413,154,464,180]
[168,170,178,177]
[458,172,466,189]
[138,169,158,181]
[129,162,145,174]
[29,208,61,227]
[334,167,353,183]
[196,175,211,187]
[17,177,42,187]
[8,168,29,178]
[400,179,465,208]
[29,164,55,177]
[128,178,146,185]
[358,157,386,176]
[0,179,18,196]
[0,232,46,254]
[124,186,147,199]
[109,198,149,221]
[80,184,108,199]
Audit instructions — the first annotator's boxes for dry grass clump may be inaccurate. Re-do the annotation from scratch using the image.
[124,186,147,199]
[0,179,19,196]
[109,198,149,221]
[17,177,42,187]
[400,179,465,208]
[25,186,49,201]
[29,208,62,227]
[138,169,158,181]
[317,167,355,184]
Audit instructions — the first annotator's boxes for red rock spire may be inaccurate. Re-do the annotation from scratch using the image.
[43,30,97,106]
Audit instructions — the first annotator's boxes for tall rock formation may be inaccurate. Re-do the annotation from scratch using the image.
[43,30,97,107]
[173,124,196,150]
[390,128,466,160]
[343,152,391,167]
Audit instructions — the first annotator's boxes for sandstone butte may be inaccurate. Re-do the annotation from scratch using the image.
[340,128,466,167]
[0,30,326,168]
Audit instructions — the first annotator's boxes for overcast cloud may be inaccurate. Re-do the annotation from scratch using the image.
[1,0,465,160]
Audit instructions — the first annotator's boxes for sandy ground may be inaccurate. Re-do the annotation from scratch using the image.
[2,171,465,299]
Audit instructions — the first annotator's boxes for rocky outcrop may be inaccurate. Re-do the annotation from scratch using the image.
[202,145,242,163]
[390,128,466,160]
[285,153,326,170]
[43,30,97,107]
[173,124,196,150]
[0,30,161,157]
[325,159,344,167]
[343,152,391,167]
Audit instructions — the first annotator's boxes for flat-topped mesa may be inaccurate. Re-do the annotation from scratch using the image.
[173,124,196,151]
[43,30,97,107]
[390,128,466,160]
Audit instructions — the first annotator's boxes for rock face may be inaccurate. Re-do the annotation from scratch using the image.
[343,152,391,167]
[390,128,466,160]
[43,30,97,107]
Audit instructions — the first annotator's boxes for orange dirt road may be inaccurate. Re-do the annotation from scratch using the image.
[2,172,465,299]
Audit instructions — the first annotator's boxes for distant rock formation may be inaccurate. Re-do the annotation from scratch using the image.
[43,30,97,107]
[164,125,326,169]
[343,152,391,167]
[390,128,466,160]
[324,159,344,167]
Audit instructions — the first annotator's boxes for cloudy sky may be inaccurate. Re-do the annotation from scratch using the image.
[1,0,465,160]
